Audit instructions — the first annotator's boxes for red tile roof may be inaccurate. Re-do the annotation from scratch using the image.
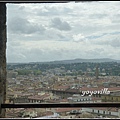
[59,99,69,103]
[90,107,118,112]
[54,85,69,91]
[67,87,120,93]
[80,87,105,91]
[54,108,81,113]
[28,93,50,100]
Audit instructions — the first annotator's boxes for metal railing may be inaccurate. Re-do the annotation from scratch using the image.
[1,103,120,108]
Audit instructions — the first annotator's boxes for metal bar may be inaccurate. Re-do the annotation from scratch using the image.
[1,103,120,108]
[0,1,92,3]
[0,1,70,3]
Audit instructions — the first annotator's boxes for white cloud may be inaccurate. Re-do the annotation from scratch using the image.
[72,34,85,42]
[50,17,71,31]
[6,2,120,63]
[8,16,46,35]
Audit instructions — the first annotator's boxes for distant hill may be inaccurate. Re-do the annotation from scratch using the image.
[7,58,120,65]
[48,58,118,64]
[29,58,120,64]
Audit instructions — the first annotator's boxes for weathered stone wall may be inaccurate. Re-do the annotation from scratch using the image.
[0,3,6,118]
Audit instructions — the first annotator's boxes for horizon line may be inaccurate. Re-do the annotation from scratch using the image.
[7,58,120,64]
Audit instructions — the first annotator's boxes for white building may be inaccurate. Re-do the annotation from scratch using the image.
[67,94,93,103]
[82,107,119,117]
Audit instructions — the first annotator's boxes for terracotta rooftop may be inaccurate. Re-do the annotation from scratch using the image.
[66,87,120,93]
[45,98,69,103]
[59,99,69,103]
[90,107,118,112]
[28,93,50,100]
[54,85,69,91]
[80,87,120,91]
[54,108,81,113]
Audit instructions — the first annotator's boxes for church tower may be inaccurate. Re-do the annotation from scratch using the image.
[95,64,99,80]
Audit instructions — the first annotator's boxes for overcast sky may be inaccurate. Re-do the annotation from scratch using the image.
[6,1,120,63]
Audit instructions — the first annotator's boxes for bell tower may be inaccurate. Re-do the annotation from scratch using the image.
[95,64,99,80]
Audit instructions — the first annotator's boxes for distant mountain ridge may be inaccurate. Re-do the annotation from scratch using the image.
[45,58,120,64]
[30,58,120,64]
[7,58,120,65]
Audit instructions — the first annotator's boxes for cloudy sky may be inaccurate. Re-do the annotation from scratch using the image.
[6,1,120,63]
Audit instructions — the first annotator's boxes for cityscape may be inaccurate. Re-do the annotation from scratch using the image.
[6,59,120,118]
[5,1,120,118]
